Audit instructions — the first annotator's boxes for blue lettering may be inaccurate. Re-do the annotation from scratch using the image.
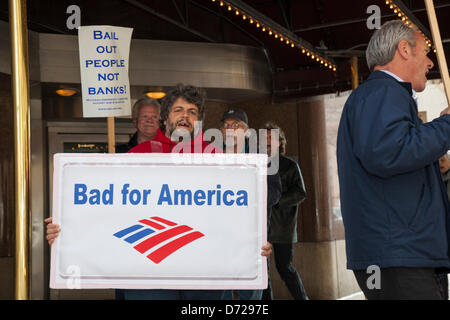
[142,190,151,205]
[194,190,206,205]
[85,59,125,68]
[216,185,221,206]
[129,190,141,205]
[121,184,130,204]
[95,45,117,54]
[174,189,192,205]
[158,184,173,205]
[155,185,248,207]
[102,184,114,205]
[74,184,87,204]
[93,30,102,39]
[207,190,215,205]
[98,73,120,81]
[89,189,100,205]
[223,190,235,206]
[236,190,248,206]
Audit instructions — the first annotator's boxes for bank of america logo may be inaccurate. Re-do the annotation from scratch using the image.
[113,216,205,264]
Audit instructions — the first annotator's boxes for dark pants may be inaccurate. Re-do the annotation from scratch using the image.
[353,267,444,300]
[263,243,308,300]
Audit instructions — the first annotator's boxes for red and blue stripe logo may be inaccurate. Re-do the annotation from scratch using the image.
[113,216,205,264]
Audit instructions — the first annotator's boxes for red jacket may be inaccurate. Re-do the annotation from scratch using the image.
[128,128,222,154]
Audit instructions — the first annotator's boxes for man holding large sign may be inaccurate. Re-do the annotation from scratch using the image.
[47,84,272,300]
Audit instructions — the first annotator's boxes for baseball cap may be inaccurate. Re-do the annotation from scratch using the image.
[220,108,248,125]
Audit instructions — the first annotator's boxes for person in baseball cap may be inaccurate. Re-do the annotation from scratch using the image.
[220,108,248,125]
[219,108,283,301]
[220,108,249,153]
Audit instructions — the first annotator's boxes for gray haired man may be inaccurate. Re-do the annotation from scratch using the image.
[116,97,161,153]
[337,20,450,299]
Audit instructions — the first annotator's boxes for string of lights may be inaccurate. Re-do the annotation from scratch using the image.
[386,0,436,53]
[211,0,337,71]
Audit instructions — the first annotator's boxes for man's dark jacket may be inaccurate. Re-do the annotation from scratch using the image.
[337,70,450,270]
[241,137,282,231]
[269,154,306,243]
[116,132,138,153]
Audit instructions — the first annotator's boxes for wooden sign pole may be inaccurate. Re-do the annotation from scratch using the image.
[108,116,115,153]
[424,0,450,104]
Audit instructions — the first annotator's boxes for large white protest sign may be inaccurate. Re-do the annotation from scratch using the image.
[78,25,133,117]
[50,153,268,289]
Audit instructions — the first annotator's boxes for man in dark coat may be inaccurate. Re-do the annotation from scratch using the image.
[263,122,308,300]
[219,108,281,300]
[337,20,450,299]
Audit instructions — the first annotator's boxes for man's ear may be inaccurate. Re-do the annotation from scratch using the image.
[397,39,411,60]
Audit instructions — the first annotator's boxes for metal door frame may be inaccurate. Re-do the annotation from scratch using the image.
[42,121,135,300]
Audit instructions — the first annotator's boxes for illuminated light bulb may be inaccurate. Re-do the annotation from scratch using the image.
[398,13,402,17]
[280,37,284,41]
[316,57,320,61]
[301,48,306,53]
[268,30,272,35]
[324,62,328,67]
[333,67,337,71]
[385,0,389,4]
[262,27,266,32]
[56,88,78,97]
[306,52,310,56]
[250,19,254,23]
[235,10,239,15]
[227,5,232,10]
[256,23,260,27]
[320,60,324,64]
[220,1,224,6]
[242,15,246,20]
[291,43,295,48]
[434,49,437,53]
[390,5,393,9]
[274,34,278,38]
[311,54,315,59]
[286,39,289,44]
[402,17,406,21]
[394,9,397,13]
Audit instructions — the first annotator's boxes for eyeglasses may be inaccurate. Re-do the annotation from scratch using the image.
[221,122,243,130]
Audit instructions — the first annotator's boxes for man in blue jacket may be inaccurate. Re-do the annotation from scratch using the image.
[337,20,450,299]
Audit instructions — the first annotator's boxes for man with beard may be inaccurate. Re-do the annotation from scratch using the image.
[116,97,161,153]
[46,84,272,300]
[337,20,450,299]
[128,84,210,153]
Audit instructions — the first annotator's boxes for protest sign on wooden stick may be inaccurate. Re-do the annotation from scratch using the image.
[425,0,450,104]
